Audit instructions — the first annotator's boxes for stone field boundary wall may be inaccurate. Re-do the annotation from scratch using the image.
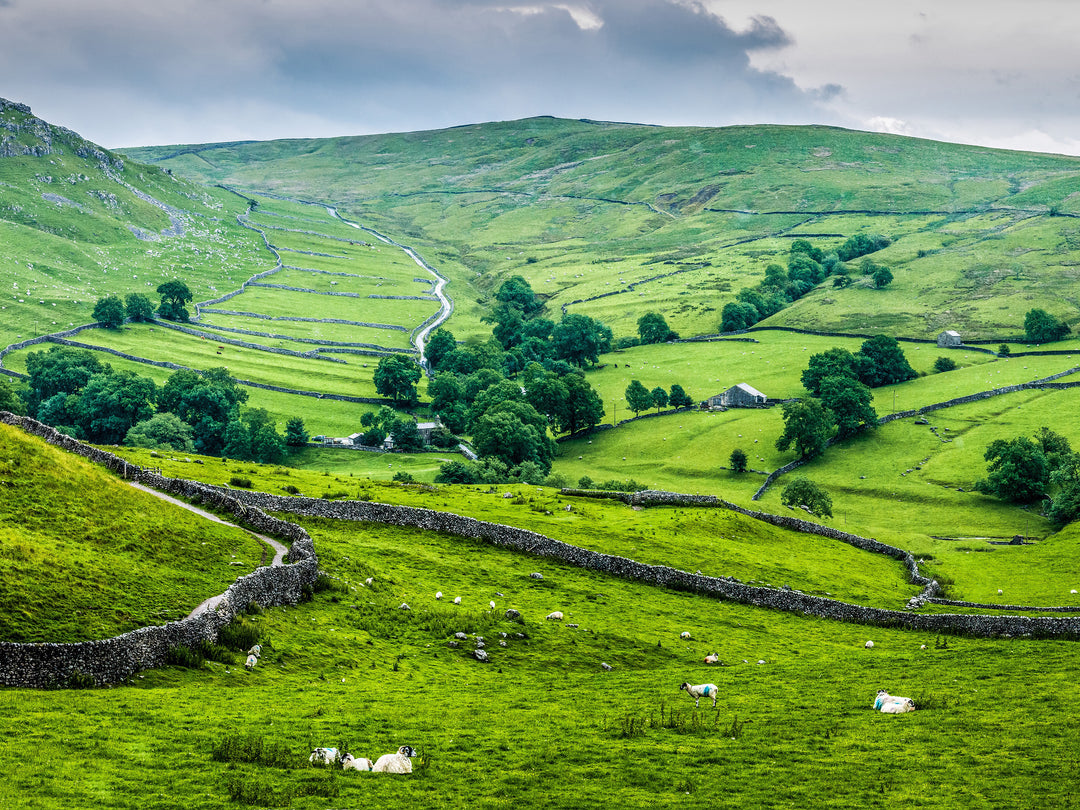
[218,486,1080,641]
[5,409,1080,689]
[0,413,319,689]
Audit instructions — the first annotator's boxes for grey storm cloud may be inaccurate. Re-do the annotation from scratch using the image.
[0,0,828,146]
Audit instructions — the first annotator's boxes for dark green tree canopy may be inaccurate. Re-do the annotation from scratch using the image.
[156,279,193,322]
[637,312,676,344]
[801,347,860,396]
[1024,308,1071,343]
[424,328,457,371]
[818,375,877,439]
[775,398,835,459]
[124,412,194,452]
[551,313,612,368]
[975,436,1050,504]
[495,275,542,318]
[729,448,748,473]
[781,477,833,517]
[72,370,157,444]
[669,384,694,409]
[285,417,309,447]
[650,386,669,411]
[373,355,422,403]
[25,346,107,415]
[93,295,126,329]
[125,293,156,323]
[625,379,652,416]
[856,335,917,388]
[837,233,891,262]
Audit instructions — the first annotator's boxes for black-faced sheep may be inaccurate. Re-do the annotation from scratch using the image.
[372,745,416,774]
[680,682,718,708]
[873,690,915,713]
[342,753,373,771]
[309,747,340,766]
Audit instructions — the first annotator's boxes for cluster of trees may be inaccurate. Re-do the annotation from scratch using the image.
[429,276,608,481]
[1024,308,1071,344]
[355,405,456,452]
[624,380,693,416]
[92,280,194,329]
[721,235,893,332]
[976,427,1080,524]
[777,336,916,459]
[13,345,305,464]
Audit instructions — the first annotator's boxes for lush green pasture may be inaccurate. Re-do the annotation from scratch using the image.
[195,311,414,348]
[4,506,1079,809]
[0,425,264,642]
[270,267,428,298]
[208,285,439,328]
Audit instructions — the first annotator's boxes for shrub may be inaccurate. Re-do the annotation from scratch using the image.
[217,616,261,652]
[392,471,415,483]
[577,475,594,489]
[229,476,253,489]
[781,477,833,517]
[934,356,958,373]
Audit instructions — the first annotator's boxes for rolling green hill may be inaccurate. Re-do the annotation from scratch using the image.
[124,117,1080,341]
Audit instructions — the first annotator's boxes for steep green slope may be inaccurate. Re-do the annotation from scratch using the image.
[0,422,265,642]
[126,117,1080,340]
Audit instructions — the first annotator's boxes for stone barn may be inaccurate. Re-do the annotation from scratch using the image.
[709,383,768,409]
[937,330,962,348]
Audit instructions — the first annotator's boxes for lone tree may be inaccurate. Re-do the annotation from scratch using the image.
[625,379,653,416]
[934,356,958,373]
[1024,308,1071,343]
[92,295,125,329]
[775,398,834,460]
[125,293,156,323]
[781,477,833,517]
[975,436,1050,504]
[872,266,894,288]
[374,355,422,403]
[285,416,310,447]
[156,279,193,322]
[729,448,748,473]
[637,312,676,344]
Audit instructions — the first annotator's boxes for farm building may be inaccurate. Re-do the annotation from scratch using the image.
[937,330,963,347]
[708,383,768,409]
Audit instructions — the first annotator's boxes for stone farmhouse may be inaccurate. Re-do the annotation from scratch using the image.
[707,383,768,409]
[937,330,962,348]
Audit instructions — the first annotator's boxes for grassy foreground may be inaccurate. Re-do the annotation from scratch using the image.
[3,508,1078,809]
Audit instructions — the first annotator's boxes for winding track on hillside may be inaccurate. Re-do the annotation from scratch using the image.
[128,481,288,618]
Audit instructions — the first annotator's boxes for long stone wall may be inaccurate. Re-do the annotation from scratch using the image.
[0,413,319,688]
[217,487,1080,640]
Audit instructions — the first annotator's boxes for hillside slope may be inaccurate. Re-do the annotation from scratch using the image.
[125,117,1080,340]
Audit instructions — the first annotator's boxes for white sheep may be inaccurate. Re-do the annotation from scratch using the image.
[247,644,262,658]
[365,577,373,586]
[680,682,718,708]
[864,640,874,649]
[309,747,340,766]
[703,653,720,665]
[435,591,442,600]
[244,654,258,670]
[680,631,691,639]
[372,745,416,774]
[489,601,496,610]
[873,690,915,713]
[546,611,563,621]
[453,596,461,605]
[342,753,373,771]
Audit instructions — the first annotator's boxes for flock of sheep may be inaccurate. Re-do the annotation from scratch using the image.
[309,745,417,774]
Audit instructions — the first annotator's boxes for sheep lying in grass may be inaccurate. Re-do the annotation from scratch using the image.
[703,653,720,665]
[309,747,340,766]
[372,745,416,774]
[342,753,374,771]
[873,690,915,713]
[680,682,718,708]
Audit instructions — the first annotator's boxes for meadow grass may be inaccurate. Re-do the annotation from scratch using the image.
[0,425,265,641]
[3,503,1078,809]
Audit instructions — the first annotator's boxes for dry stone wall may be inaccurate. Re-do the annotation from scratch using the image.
[0,413,318,688]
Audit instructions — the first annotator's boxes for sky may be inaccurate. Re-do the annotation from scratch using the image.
[2,0,1079,156]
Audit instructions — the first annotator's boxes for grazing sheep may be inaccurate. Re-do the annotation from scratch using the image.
[247,644,262,658]
[453,596,462,605]
[546,611,564,621]
[309,747,340,766]
[372,745,416,774]
[680,682,718,708]
[435,591,442,600]
[489,601,496,610]
[864,640,874,649]
[703,653,720,665]
[244,654,258,670]
[342,753,373,771]
[680,631,691,639]
[873,690,915,713]
[365,577,373,586]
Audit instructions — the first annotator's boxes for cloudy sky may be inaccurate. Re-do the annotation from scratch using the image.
[3,0,1079,155]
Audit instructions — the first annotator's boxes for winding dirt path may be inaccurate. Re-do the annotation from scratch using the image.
[127,481,288,618]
